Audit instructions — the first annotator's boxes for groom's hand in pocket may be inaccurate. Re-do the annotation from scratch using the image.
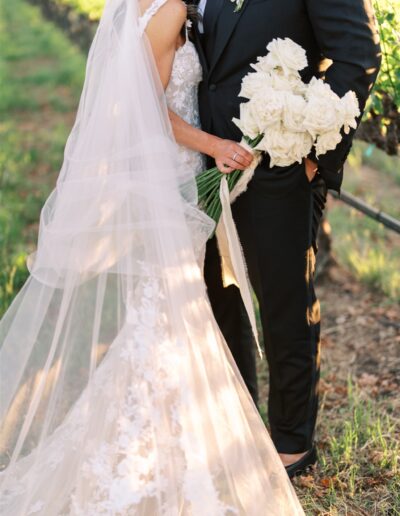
[304,157,318,182]
[211,137,254,174]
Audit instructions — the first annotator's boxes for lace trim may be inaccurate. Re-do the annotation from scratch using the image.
[138,0,169,34]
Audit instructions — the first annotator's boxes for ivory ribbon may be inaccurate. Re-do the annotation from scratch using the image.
[215,147,263,359]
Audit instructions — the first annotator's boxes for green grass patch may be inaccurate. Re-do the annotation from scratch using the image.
[0,0,84,114]
[350,140,400,188]
[295,378,399,515]
[0,0,85,315]
[328,141,400,302]
[328,206,400,301]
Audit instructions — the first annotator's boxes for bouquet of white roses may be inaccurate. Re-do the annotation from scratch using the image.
[197,37,360,223]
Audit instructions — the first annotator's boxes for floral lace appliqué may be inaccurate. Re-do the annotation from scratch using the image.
[68,270,232,515]
[165,41,205,175]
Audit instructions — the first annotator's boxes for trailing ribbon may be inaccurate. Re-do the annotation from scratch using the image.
[215,146,263,359]
[229,142,261,203]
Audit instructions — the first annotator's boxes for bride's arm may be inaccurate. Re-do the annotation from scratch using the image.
[168,110,253,172]
[143,0,253,172]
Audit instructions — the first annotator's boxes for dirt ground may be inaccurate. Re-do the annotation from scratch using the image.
[319,262,400,399]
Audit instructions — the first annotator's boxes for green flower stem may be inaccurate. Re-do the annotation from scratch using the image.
[207,194,222,221]
[198,175,221,192]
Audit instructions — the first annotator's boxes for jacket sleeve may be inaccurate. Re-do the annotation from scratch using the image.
[306,0,382,174]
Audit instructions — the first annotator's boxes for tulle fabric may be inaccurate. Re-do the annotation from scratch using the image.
[0,0,304,514]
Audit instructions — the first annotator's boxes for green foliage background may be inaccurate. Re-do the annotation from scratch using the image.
[359,0,400,154]
[56,0,104,19]
[371,0,400,111]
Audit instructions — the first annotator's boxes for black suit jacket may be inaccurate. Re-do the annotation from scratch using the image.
[195,0,381,191]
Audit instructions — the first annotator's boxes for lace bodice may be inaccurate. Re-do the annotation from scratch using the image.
[139,1,205,174]
[165,38,205,174]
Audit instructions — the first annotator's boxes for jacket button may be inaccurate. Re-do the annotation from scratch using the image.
[209,83,217,91]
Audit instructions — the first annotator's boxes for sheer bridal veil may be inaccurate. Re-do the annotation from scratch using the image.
[0,0,303,514]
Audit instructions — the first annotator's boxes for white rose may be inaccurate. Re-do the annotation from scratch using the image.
[233,101,259,139]
[303,91,341,139]
[253,125,277,154]
[282,93,307,133]
[271,69,307,95]
[266,38,308,75]
[306,77,338,102]
[339,90,360,134]
[256,124,313,167]
[315,130,343,156]
[239,71,273,100]
[251,54,276,74]
[250,88,286,133]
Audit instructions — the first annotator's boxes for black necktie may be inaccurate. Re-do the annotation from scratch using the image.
[203,0,221,35]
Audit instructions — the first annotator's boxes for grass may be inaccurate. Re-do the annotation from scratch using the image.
[0,0,85,315]
[328,207,400,302]
[327,141,400,303]
[296,378,399,514]
[351,141,400,187]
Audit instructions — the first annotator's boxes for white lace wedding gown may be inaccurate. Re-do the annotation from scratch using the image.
[165,25,205,175]
[0,1,304,514]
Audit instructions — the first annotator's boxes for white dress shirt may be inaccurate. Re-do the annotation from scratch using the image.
[198,0,208,33]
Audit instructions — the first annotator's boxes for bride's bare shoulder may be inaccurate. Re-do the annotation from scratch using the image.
[142,0,186,49]
[141,0,187,24]
[164,0,187,17]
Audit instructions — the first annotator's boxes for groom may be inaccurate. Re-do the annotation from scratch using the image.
[192,0,381,475]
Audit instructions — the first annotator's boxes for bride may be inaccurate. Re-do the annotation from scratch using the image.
[0,0,304,514]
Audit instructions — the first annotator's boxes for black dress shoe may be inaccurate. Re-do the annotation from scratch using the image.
[285,445,318,478]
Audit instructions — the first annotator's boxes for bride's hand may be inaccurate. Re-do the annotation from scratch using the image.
[210,137,254,174]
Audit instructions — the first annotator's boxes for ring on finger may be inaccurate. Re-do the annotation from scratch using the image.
[232,152,239,162]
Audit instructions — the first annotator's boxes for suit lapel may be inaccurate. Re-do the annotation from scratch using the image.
[203,0,224,35]
[209,0,249,75]
[192,24,209,74]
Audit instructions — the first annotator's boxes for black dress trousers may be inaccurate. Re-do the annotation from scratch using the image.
[204,160,327,454]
